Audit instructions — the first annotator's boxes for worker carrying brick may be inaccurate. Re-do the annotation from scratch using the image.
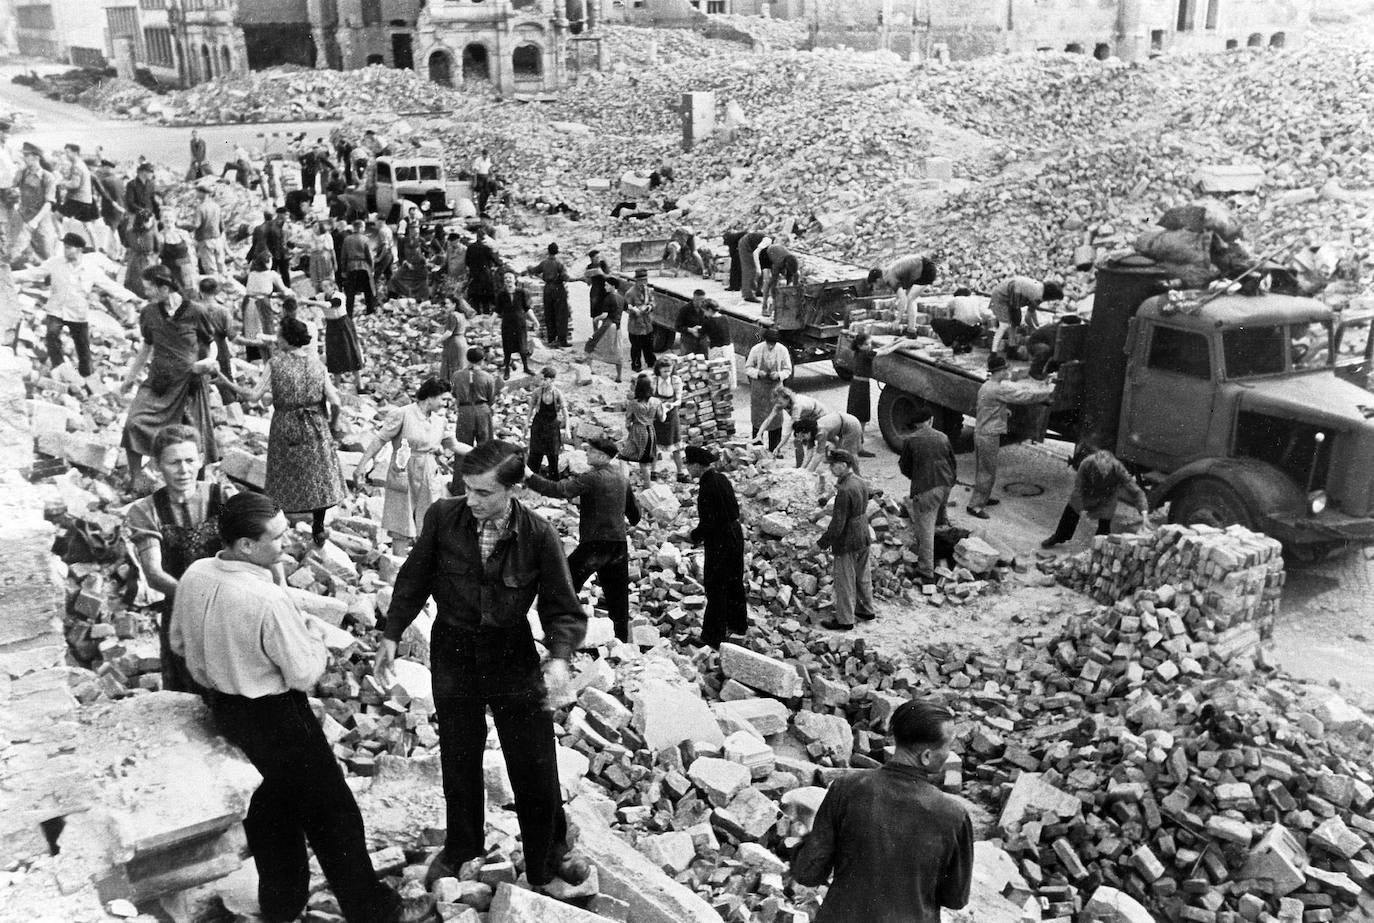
[987,276,1064,358]
[172,492,405,923]
[867,254,938,326]
[966,353,1055,519]
[791,698,973,922]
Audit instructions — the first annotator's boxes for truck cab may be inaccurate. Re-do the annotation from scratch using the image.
[1121,293,1374,554]
[348,156,468,223]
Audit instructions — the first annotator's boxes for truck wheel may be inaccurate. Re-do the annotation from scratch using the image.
[833,361,853,382]
[877,387,951,453]
[1167,478,1254,531]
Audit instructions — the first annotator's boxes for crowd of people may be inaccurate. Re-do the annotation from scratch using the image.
[1,123,1161,923]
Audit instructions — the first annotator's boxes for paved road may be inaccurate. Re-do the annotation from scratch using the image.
[0,61,338,165]
[8,59,1369,698]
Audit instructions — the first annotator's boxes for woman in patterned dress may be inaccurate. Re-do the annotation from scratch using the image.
[621,374,662,487]
[353,378,461,556]
[243,316,346,546]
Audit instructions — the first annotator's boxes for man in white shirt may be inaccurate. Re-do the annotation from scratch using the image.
[472,148,493,216]
[185,181,226,276]
[931,287,992,354]
[172,492,403,923]
[14,231,138,379]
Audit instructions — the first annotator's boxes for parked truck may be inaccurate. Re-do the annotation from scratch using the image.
[339,155,471,224]
[619,240,878,369]
[836,255,1374,557]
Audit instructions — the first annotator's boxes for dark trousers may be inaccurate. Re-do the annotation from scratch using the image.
[567,540,630,641]
[1048,504,1114,544]
[766,428,783,452]
[723,231,745,291]
[543,284,569,344]
[208,690,399,923]
[274,254,291,288]
[931,317,981,350]
[44,316,92,377]
[475,176,491,216]
[430,623,568,887]
[702,525,748,645]
[344,269,376,314]
[628,333,655,371]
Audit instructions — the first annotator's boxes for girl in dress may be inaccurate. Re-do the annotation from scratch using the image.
[650,357,687,482]
[621,374,662,487]
[526,366,568,480]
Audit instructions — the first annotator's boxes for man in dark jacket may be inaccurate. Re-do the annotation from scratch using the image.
[123,161,160,222]
[379,441,588,897]
[526,436,640,642]
[683,445,748,647]
[339,220,376,315]
[792,698,973,923]
[675,289,709,357]
[817,449,874,629]
[533,242,571,347]
[583,249,611,320]
[898,407,956,581]
[465,228,500,314]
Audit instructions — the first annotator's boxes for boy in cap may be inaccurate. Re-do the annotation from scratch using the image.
[15,231,139,380]
[525,435,641,642]
[681,445,748,646]
[816,449,875,630]
[967,353,1055,519]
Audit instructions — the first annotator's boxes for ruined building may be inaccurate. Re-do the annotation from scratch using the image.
[776,0,1312,62]
[50,0,586,97]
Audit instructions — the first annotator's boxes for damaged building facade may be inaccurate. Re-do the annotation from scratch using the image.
[778,0,1312,61]
[74,0,578,97]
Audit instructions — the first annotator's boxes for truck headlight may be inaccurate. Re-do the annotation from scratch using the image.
[1308,490,1328,515]
[420,199,432,212]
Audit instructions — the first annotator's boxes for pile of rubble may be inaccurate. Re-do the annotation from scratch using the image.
[80,65,462,125]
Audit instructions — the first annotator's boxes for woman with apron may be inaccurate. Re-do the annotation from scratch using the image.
[126,424,224,693]
[621,375,662,487]
[651,357,687,482]
[354,378,460,556]
[526,366,567,479]
[846,332,878,458]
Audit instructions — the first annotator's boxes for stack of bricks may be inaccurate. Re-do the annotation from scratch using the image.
[673,354,736,445]
[1057,523,1284,659]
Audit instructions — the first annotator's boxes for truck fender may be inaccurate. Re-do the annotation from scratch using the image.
[1153,457,1306,519]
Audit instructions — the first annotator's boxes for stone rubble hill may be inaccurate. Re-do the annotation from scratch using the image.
[6,248,1374,923]
[71,24,1374,294]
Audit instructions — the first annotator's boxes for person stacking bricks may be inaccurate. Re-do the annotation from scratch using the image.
[379,440,590,898]
[525,435,641,643]
[172,492,404,923]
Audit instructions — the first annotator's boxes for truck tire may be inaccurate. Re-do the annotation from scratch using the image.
[1167,478,1255,531]
[877,387,960,452]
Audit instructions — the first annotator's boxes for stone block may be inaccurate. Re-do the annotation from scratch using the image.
[639,831,695,875]
[488,881,607,923]
[1206,813,1254,845]
[998,772,1082,833]
[736,842,787,874]
[579,687,632,732]
[688,757,750,806]
[719,643,802,698]
[809,674,850,707]
[711,697,790,737]
[61,434,119,474]
[1084,885,1155,923]
[284,587,348,627]
[791,710,854,763]
[1309,816,1364,860]
[565,796,720,923]
[723,730,775,779]
[1241,824,1307,896]
[484,751,515,806]
[631,679,725,752]
[720,787,781,841]
[868,691,908,730]
[219,447,266,489]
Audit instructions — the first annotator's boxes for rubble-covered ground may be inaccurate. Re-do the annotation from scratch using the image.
[6,21,1374,923]
[65,28,1374,298]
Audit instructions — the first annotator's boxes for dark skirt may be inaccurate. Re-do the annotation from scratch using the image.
[121,371,219,463]
[653,407,681,448]
[847,378,872,424]
[324,315,363,374]
[529,413,561,458]
[501,321,528,356]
